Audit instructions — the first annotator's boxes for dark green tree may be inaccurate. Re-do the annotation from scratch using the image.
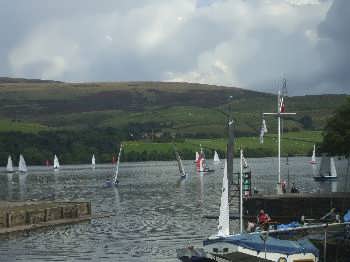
[322,97,350,157]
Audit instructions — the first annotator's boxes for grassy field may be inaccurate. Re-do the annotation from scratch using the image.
[0,78,346,163]
[0,119,49,133]
[123,131,323,160]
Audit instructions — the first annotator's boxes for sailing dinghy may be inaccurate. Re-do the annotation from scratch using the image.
[213,151,220,163]
[113,144,123,186]
[92,154,96,169]
[314,154,337,181]
[196,146,214,173]
[194,151,199,163]
[175,150,187,178]
[18,154,27,173]
[310,144,316,164]
[6,155,14,173]
[53,155,60,170]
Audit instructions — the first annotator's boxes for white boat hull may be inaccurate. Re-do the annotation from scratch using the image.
[204,242,318,262]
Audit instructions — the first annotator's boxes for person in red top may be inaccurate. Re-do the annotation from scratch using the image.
[258,209,271,225]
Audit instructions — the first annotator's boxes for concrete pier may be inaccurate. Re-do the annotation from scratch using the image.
[0,200,91,234]
[244,192,350,221]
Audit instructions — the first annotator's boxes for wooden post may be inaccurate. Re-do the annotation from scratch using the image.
[87,201,92,216]
[75,205,80,218]
[44,208,49,222]
[6,212,11,228]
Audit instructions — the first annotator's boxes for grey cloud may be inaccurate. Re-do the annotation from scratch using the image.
[0,0,349,95]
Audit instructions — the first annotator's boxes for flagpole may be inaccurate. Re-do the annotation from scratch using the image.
[262,86,296,194]
[240,148,243,233]
[278,91,281,191]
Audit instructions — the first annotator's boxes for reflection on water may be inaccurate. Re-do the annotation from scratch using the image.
[0,157,349,261]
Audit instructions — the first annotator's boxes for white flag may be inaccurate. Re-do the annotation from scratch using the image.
[259,119,268,144]
[262,119,268,133]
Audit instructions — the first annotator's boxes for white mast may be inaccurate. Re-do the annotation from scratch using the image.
[278,91,281,187]
[240,149,243,233]
[263,89,296,194]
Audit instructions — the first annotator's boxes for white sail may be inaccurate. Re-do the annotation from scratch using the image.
[330,157,337,178]
[18,154,27,173]
[53,155,60,169]
[6,155,14,172]
[311,145,316,164]
[199,158,205,172]
[92,154,96,169]
[217,160,229,237]
[195,151,199,162]
[213,151,220,162]
[113,144,123,184]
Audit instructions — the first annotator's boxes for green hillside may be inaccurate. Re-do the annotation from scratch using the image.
[0,78,347,164]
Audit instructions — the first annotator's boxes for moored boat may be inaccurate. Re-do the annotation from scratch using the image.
[314,154,337,181]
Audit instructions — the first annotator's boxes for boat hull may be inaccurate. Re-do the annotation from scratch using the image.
[204,242,318,262]
[176,248,215,262]
[313,176,337,181]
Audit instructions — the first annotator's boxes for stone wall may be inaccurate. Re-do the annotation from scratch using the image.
[0,201,91,229]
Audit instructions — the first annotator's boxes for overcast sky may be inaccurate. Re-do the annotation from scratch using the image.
[0,0,349,95]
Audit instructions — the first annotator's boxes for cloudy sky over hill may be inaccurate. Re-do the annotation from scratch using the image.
[0,0,349,95]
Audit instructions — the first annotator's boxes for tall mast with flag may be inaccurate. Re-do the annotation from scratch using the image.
[261,80,296,194]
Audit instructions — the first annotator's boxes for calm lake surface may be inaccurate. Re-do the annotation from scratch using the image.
[0,157,349,261]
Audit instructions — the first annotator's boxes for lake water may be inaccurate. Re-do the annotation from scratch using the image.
[0,157,349,261]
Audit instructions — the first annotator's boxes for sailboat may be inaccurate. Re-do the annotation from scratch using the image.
[175,150,187,178]
[194,151,199,163]
[213,151,220,163]
[310,144,316,164]
[196,146,214,173]
[6,155,14,173]
[53,155,60,170]
[18,154,27,173]
[202,151,319,262]
[92,154,96,169]
[113,144,123,186]
[314,154,337,181]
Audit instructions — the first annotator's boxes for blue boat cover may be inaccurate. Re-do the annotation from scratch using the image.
[344,210,350,222]
[204,234,319,257]
[277,221,301,230]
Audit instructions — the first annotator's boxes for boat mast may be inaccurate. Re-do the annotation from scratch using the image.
[240,148,243,233]
[278,91,281,187]
[263,83,296,194]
